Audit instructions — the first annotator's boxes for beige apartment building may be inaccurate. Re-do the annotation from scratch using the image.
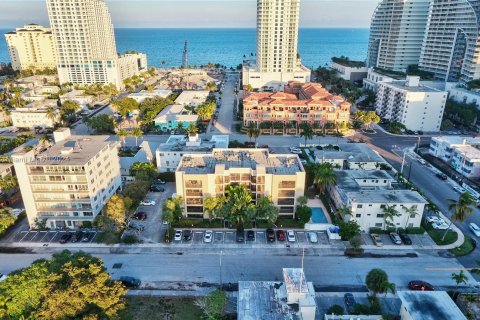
[175,149,305,218]
[4,24,57,71]
[11,105,60,129]
[12,128,121,229]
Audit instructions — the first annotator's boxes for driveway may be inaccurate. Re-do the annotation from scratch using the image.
[210,73,238,134]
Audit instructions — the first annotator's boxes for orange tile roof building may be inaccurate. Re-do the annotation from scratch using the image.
[243,82,351,134]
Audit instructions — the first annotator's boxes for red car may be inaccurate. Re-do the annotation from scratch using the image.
[276,230,286,241]
[133,212,147,221]
[408,280,434,291]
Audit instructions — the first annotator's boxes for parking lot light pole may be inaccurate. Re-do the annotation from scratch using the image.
[219,250,223,289]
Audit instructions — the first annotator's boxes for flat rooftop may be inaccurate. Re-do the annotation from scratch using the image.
[154,104,198,122]
[25,135,116,165]
[347,190,427,204]
[158,135,229,152]
[174,90,209,106]
[384,81,442,93]
[432,135,480,146]
[314,143,386,163]
[177,149,304,175]
[453,145,480,160]
[397,291,467,320]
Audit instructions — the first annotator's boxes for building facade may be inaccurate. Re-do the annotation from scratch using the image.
[243,82,350,132]
[419,0,480,83]
[4,24,57,71]
[375,76,447,131]
[153,104,199,131]
[330,60,368,82]
[363,67,404,91]
[46,0,146,89]
[11,106,60,129]
[367,0,430,72]
[242,0,311,89]
[12,128,121,229]
[175,149,305,218]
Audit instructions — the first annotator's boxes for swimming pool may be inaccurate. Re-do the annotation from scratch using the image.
[311,207,328,224]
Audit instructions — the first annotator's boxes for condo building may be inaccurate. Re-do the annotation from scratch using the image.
[12,128,121,229]
[367,0,430,72]
[242,0,311,90]
[243,82,350,133]
[46,0,147,89]
[4,24,57,71]
[175,149,305,218]
[419,0,480,83]
[375,76,447,132]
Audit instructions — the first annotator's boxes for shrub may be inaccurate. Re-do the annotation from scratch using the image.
[369,227,383,234]
[405,227,425,234]
[164,227,174,243]
[326,304,344,315]
[122,235,138,244]
[157,172,175,182]
[96,231,119,244]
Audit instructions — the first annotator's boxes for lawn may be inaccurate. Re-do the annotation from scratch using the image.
[120,296,203,320]
[424,223,458,246]
[449,237,476,256]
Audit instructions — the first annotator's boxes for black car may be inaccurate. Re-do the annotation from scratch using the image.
[344,293,356,313]
[399,233,412,245]
[236,230,245,243]
[70,231,83,243]
[183,230,193,241]
[266,228,275,242]
[247,230,255,241]
[436,173,448,180]
[119,276,141,288]
[150,186,165,192]
[59,233,72,244]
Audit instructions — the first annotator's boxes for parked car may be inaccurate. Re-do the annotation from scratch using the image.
[399,233,412,245]
[81,232,93,242]
[59,233,73,244]
[308,232,318,243]
[133,212,147,220]
[154,179,166,185]
[266,228,275,242]
[71,231,83,243]
[247,230,255,241]
[436,173,448,180]
[389,233,402,245]
[119,276,141,288]
[150,186,165,192]
[290,147,302,154]
[469,222,480,237]
[128,222,145,232]
[417,158,426,165]
[432,221,450,230]
[236,229,245,243]
[408,280,434,291]
[174,230,182,241]
[287,230,296,242]
[426,216,443,224]
[276,229,286,241]
[204,230,213,243]
[344,293,356,313]
[140,200,156,206]
[371,233,383,247]
[183,230,193,241]
[453,185,466,193]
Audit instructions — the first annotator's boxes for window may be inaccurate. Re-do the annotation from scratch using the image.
[356,214,361,218]
[357,204,363,208]
[375,223,383,227]
[376,214,384,218]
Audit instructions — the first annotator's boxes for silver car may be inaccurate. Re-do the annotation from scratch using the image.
[204,230,213,243]
[308,232,318,243]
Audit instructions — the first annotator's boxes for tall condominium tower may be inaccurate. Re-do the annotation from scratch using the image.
[4,24,57,71]
[367,0,430,72]
[46,0,147,88]
[243,0,310,90]
[419,0,480,83]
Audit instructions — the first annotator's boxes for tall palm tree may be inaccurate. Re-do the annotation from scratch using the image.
[186,123,198,137]
[116,129,129,147]
[45,106,57,125]
[38,134,52,149]
[131,128,143,147]
[382,205,400,231]
[300,122,314,146]
[401,205,419,229]
[246,123,256,142]
[176,122,185,133]
[312,163,336,195]
[442,192,476,241]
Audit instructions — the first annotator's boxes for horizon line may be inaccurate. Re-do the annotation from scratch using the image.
[0,26,371,30]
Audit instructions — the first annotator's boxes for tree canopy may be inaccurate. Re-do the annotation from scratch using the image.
[365,269,396,297]
[84,114,116,134]
[130,162,157,183]
[112,97,139,118]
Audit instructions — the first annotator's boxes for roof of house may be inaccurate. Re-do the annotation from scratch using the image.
[174,90,209,106]
[153,104,199,123]
[397,291,467,320]
[432,135,480,146]
[314,143,386,164]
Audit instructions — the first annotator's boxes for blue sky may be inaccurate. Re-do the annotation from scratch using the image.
[0,0,378,29]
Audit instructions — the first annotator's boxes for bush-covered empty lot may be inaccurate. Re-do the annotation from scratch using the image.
[120,296,204,320]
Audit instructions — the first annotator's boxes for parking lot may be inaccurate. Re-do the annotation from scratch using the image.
[12,229,100,244]
[171,229,331,247]
[362,232,436,248]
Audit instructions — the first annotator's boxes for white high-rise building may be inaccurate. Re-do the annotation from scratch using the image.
[419,0,480,83]
[46,0,147,89]
[367,0,430,72]
[242,0,310,90]
[4,24,57,71]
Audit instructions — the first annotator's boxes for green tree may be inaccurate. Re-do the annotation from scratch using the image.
[123,180,150,206]
[312,162,336,195]
[295,196,312,224]
[196,102,216,121]
[402,205,419,229]
[451,270,468,289]
[162,196,184,223]
[443,192,476,241]
[205,82,218,92]
[300,123,314,146]
[203,196,224,220]
[338,220,360,241]
[131,127,143,146]
[130,162,157,182]
[0,250,127,319]
[45,106,57,125]
[103,195,127,228]
[256,196,279,224]
[0,209,16,236]
[112,97,139,118]
[186,123,199,137]
[326,304,344,316]
[0,175,18,194]
[349,235,363,253]
[116,129,129,147]
[246,122,257,142]
[60,100,80,124]
[176,121,185,132]
[218,184,255,229]
[365,268,396,298]
[195,289,227,320]
[382,205,400,230]
[85,114,116,134]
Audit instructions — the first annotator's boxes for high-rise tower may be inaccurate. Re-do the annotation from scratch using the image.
[46,0,147,88]
[243,0,310,90]
[367,0,430,72]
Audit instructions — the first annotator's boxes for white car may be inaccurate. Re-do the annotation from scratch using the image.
[432,221,450,230]
[469,222,480,237]
[426,216,444,224]
[453,185,466,193]
[12,208,24,217]
[0,274,7,282]
[140,200,156,206]
[308,232,318,243]
[204,230,213,243]
[290,148,302,154]
[174,230,182,241]
[417,158,426,165]
[287,230,296,242]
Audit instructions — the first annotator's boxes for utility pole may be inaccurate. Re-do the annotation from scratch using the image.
[219,250,223,289]
[400,151,407,174]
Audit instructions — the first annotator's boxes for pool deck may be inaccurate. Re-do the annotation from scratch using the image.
[307,198,332,224]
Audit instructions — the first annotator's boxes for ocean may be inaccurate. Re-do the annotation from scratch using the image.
[0,28,369,69]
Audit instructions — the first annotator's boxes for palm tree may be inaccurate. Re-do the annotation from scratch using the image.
[300,122,314,146]
[382,205,400,231]
[401,205,419,229]
[442,192,476,241]
[38,134,52,149]
[451,270,468,289]
[312,163,336,195]
[176,122,185,133]
[116,129,129,147]
[186,123,198,137]
[131,128,143,146]
[256,196,279,224]
[219,185,255,230]
[45,106,57,125]
[365,268,396,298]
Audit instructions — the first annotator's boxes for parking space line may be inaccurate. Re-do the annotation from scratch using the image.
[49,231,60,243]
[38,231,49,242]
